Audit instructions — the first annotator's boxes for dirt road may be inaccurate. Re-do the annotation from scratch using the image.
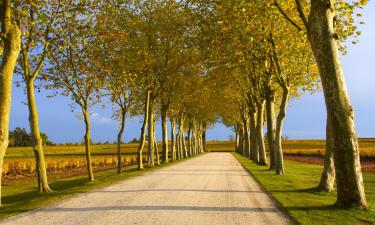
[1,153,290,225]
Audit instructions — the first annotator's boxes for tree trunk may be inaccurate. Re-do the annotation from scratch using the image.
[0,6,21,205]
[153,117,160,166]
[202,122,207,152]
[256,100,267,165]
[188,124,192,156]
[137,91,150,170]
[161,108,168,163]
[171,118,176,162]
[198,131,203,154]
[266,93,276,170]
[116,109,126,173]
[180,118,188,158]
[317,114,335,192]
[242,119,250,157]
[176,133,180,160]
[275,87,289,175]
[235,126,240,153]
[83,108,94,181]
[147,101,155,167]
[182,131,188,158]
[192,129,197,156]
[154,139,159,165]
[196,132,201,154]
[250,112,258,162]
[308,1,367,208]
[26,78,51,192]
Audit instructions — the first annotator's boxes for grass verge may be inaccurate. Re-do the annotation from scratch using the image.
[233,153,375,225]
[0,154,202,220]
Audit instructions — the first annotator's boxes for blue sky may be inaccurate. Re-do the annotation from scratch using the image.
[9,3,375,143]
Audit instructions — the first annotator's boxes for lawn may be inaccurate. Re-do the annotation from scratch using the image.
[233,153,375,225]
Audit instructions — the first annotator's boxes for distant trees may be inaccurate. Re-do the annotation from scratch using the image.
[8,127,54,147]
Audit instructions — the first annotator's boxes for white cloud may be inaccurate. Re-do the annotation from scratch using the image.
[90,111,114,125]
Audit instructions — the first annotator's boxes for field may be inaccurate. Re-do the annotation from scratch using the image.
[208,139,375,157]
[5,139,375,177]
[3,142,229,177]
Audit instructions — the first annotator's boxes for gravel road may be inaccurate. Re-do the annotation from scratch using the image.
[1,153,291,225]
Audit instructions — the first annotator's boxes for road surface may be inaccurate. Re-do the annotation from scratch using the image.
[1,153,290,225]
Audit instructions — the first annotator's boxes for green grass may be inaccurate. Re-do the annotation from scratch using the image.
[233,153,375,225]
[0,155,201,220]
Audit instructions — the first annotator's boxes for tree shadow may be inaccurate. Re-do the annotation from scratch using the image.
[285,205,336,211]
[146,173,248,176]
[271,187,323,194]
[91,188,263,194]
[42,205,281,213]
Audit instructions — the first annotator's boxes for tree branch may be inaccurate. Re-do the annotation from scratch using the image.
[273,0,303,32]
[295,0,309,30]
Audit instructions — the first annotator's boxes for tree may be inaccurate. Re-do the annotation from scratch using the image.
[0,0,21,205]
[15,0,64,193]
[92,5,135,173]
[9,127,31,147]
[274,0,368,209]
[47,2,99,181]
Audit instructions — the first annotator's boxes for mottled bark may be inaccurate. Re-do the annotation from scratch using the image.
[237,127,243,155]
[235,127,240,153]
[176,131,181,160]
[154,139,159,165]
[153,117,160,166]
[0,1,21,205]
[192,129,197,156]
[199,130,204,154]
[242,117,250,157]
[202,123,207,152]
[250,112,258,163]
[26,78,51,191]
[83,108,94,181]
[307,0,367,208]
[266,93,276,170]
[137,91,150,170]
[317,115,335,192]
[182,131,188,158]
[275,87,289,175]
[170,118,176,162]
[256,101,267,165]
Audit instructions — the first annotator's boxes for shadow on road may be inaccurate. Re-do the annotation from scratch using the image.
[43,205,280,213]
[91,188,263,194]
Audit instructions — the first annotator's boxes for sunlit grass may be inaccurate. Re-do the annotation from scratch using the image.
[234,153,375,225]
